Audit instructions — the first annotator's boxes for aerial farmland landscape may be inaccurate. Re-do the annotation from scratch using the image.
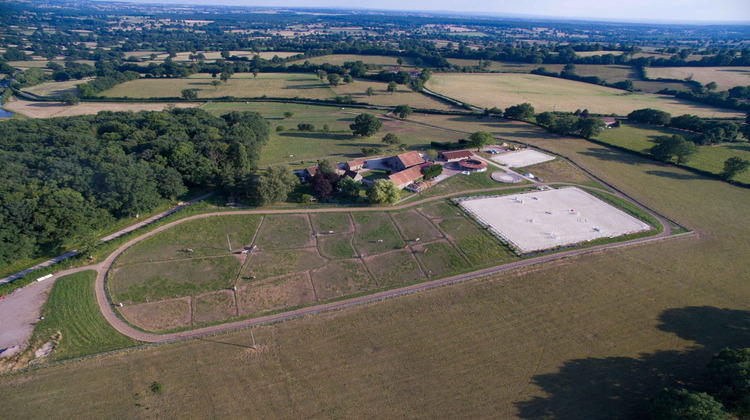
[0,0,749,418]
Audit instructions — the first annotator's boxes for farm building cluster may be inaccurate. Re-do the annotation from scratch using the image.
[297,149,491,192]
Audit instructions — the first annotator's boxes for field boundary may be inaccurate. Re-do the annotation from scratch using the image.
[91,176,680,343]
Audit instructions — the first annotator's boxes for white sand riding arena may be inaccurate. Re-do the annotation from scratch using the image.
[491,149,555,167]
[458,187,651,253]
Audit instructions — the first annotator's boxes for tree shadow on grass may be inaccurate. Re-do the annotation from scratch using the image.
[513,306,750,419]
[725,143,750,153]
[579,146,650,165]
[644,170,705,180]
[278,132,353,141]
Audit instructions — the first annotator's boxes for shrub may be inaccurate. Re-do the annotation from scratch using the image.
[150,382,163,393]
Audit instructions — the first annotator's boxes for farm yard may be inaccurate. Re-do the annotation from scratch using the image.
[426,73,743,118]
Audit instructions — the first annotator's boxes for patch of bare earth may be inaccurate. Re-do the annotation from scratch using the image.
[311,259,376,300]
[363,250,425,287]
[193,290,237,324]
[119,297,191,332]
[236,272,316,315]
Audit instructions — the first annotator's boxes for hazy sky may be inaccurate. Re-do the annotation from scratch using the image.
[115,0,750,23]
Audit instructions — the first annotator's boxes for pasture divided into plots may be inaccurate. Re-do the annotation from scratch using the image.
[426,73,743,118]
[107,185,658,332]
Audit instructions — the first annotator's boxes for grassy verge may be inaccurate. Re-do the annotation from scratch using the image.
[26,271,139,362]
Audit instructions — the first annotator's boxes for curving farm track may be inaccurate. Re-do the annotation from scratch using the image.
[90,182,683,343]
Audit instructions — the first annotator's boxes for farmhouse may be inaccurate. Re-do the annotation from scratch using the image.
[601,116,617,127]
[304,165,318,180]
[343,170,363,182]
[387,151,425,171]
[388,165,424,189]
[438,150,473,162]
[345,158,366,171]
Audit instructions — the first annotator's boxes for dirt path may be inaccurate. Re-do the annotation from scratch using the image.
[91,182,680,343]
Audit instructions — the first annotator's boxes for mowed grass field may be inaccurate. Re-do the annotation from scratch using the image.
[19,271,137,363]
[646,66,750,90]
[101,73,335,99]
[594,121,750,184]
[22,78,90,98]
[330,78,456,110]
[426,73,743,118]
[2,133,748,418]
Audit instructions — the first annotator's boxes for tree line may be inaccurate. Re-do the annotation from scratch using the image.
[0,108,269,269]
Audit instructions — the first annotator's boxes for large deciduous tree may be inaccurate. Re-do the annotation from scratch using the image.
[579,117,605,139]
[181,89,198,100]
[254,166,299,206]
[350,113,383,137]
[649,135,697,164]
[468,131,494,151]
[503,103,535,120]
[649,388,729,420]
[707,347,750,417]
[367,179,400,204]
[394,104,413,119]
[720,156,750,180]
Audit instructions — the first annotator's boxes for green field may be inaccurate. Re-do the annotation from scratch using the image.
[116,215,261,264]
[101,73,335,99]
[594,122,750,184]
[110,256,241,304]
[22,271,137,362]
[646,66,750,90]
[199,102,465,166]
[3,117,748,417]
[426,73,743,118]
[22,79,88,98]
[289,54,419,69]
[330,77,455,110]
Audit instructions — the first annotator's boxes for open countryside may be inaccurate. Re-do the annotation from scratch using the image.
[426,73,744,118]
[1,2,749,419]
